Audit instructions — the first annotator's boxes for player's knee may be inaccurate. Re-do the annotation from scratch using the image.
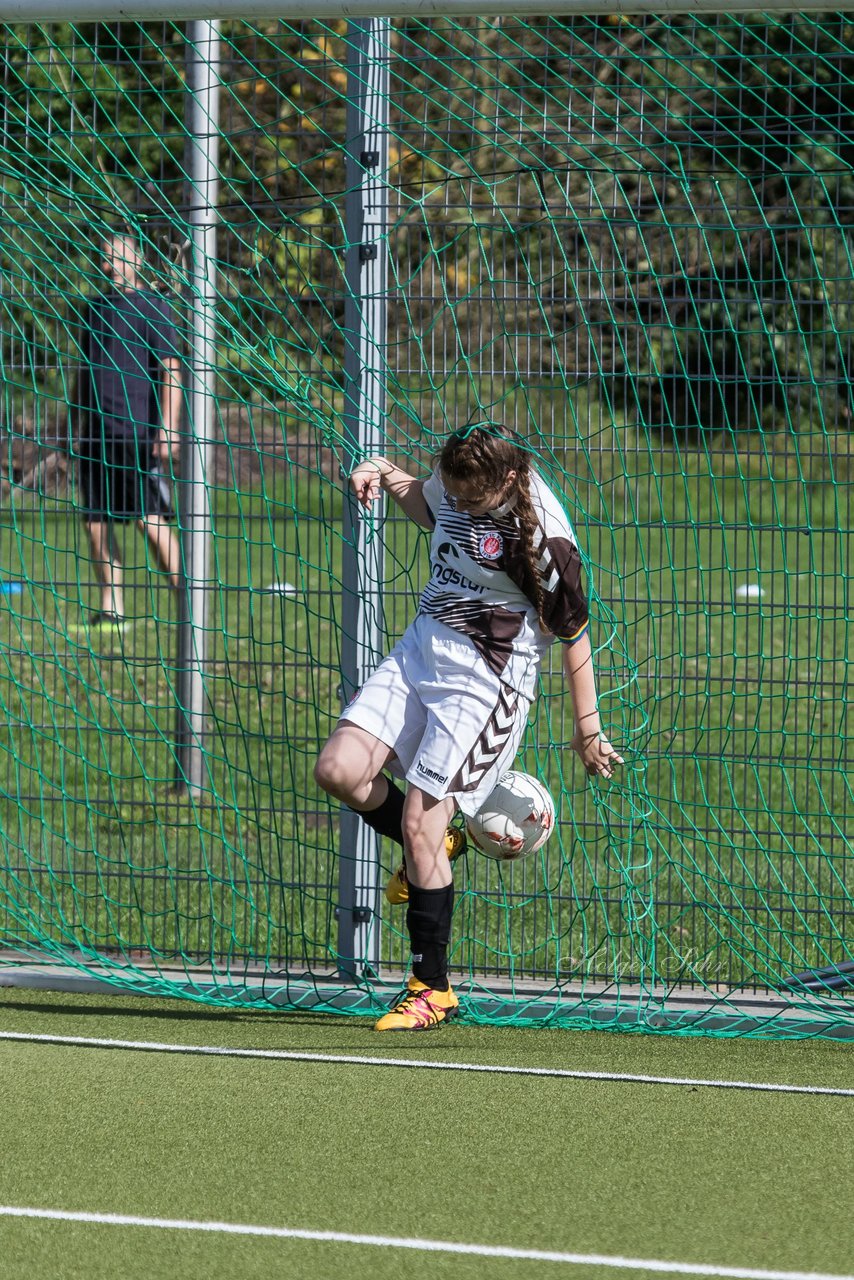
[313,747,355,800]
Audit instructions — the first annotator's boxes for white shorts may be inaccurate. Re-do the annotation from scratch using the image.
[340,615,532,818]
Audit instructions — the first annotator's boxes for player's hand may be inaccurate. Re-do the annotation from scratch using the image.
[571,728,624,780]
[350,459,386,509]
[154,431,179,464]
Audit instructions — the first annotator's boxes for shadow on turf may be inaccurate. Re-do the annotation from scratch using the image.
[0,998,370,1030]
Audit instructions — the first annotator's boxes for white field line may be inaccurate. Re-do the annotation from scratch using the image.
[0,1205,850,1280]
[0,1028,851,1097]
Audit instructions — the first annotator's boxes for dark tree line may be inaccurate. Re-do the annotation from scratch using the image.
[1,13,852,493]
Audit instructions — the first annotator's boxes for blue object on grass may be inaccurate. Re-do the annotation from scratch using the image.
[0,580,23,596]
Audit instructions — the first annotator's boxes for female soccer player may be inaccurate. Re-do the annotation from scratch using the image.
[314,425,622,1031]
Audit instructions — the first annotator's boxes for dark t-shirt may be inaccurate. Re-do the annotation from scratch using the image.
[77,289,182,443]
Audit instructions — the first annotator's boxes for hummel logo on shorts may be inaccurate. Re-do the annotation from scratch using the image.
[416,762,449,785]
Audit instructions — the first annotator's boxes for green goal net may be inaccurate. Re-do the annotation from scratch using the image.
[0,14,852,1036]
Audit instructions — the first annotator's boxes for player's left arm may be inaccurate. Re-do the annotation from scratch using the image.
[561,631,623,779]
[537,519,623,780]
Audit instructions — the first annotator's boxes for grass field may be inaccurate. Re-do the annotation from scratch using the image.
[0,441,852,1011]
[1,985,853,1280]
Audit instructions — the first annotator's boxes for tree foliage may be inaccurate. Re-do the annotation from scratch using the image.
[1,14,852,467]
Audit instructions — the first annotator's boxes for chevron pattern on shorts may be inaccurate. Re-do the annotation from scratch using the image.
[451,684,520,793]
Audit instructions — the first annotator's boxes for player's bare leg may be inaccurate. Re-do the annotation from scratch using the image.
[84,519,124,618]
[316,725,464,900]
[314,722,395,810]
[138,514,181,591]
[385,811,466,905]
[401,787,456,889]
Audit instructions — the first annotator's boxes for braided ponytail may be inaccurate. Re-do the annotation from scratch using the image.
[509,465,547,630]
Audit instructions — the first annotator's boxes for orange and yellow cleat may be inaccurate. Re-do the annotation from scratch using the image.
[374,977,459,1032]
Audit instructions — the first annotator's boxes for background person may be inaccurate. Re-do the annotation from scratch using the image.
[73,231,183,632]
[314,424,622,1032]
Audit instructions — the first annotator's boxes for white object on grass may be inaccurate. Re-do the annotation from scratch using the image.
[735,583,765,601]
[263,581,298,596]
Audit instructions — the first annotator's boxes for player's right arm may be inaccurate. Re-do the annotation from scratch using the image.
[350,457,433,529]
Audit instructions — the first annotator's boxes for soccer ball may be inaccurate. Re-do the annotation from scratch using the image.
[466,771,556,862]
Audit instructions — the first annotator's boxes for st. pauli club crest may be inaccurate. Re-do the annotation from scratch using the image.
[478,531,503,560]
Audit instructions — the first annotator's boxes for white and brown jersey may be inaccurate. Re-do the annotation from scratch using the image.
[419,467,589,696]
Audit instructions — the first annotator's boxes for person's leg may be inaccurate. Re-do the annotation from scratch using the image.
[83,519,124,617]
[314,722,396,812]
[402,787,456,890]
[138,515,181,591]
[374,785,459,1030]
[320,718,465,900]
[401,787,456,992]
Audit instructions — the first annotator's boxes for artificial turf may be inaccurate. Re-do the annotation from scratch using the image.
[1,987,852,1280]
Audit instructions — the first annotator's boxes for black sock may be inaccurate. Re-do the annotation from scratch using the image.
[358,776,405,846]
[407,882,454,991]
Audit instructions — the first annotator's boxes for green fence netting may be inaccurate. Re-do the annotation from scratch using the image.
[0,14,852,1035]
